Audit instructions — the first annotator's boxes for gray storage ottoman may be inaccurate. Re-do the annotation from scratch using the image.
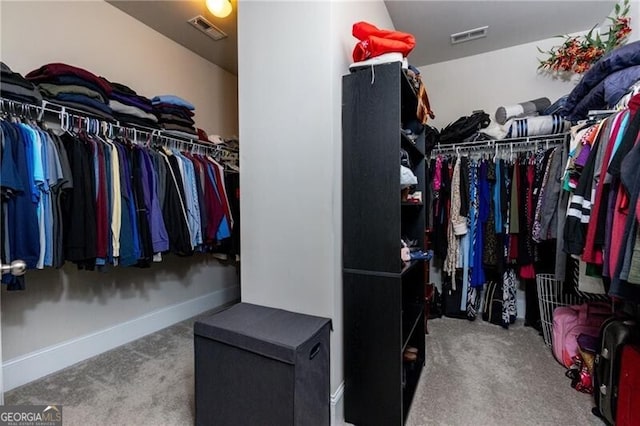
[194,302,331,426]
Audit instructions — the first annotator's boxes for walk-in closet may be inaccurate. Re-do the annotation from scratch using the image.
[2,1,640,425]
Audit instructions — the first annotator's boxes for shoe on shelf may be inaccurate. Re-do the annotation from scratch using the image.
[409,250,433,261]
[403,350,417,362]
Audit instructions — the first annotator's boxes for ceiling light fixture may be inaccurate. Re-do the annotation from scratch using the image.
[206,0,232,18]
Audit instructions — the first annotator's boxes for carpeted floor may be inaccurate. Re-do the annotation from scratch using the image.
[406,317,604,426]
[5,312,605,425]
[4,311,212,426]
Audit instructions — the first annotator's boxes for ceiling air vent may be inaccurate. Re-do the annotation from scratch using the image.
[188,15,228,41]
[450,26,488,45]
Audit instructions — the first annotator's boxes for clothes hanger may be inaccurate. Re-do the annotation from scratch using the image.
[59,107,68,132]
[143,129,156,149]
[100,121,109,139]
[4,100,18,123]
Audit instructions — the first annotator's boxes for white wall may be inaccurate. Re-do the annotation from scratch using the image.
[0,0,238,137]
[1,258,237,361]
[238,0,392,399]
[239,0,334,327]
[0,0,239,389]
[419,36,582,129]
[630,0,640,42]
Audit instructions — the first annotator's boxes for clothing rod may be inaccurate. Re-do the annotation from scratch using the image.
[433,139,564,153]
[0,97,237,155]
[432,133,567,154]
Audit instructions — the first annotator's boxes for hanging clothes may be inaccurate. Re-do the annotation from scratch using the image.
[431,136,572,327]
[444,158,464,277]
[564,134,602,255]
[501,159,518,326]
[431,157,449,261]
[0,116,236,289]
[472,160,488,287]
[483,160,499,269]
[583,112,629,265]
[466,159,482,319]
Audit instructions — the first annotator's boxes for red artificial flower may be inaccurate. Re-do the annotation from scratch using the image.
[538,0,631,74]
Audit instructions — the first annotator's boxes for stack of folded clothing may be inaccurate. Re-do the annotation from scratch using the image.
[1,62,43,105]
[563,40,640,121]
[25,63,113,120]
[107,81,158,128]
[151,95,197,136]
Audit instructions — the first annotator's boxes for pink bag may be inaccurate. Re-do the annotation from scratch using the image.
[552,303,610,367]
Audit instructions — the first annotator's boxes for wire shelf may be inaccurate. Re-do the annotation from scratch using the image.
[432,133,568,157]
[0,97,238,157]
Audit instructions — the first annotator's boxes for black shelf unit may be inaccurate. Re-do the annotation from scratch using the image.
[401,132,425,161]
[402,303,423,351]
[343,62,426,425]
[400,259,422,276]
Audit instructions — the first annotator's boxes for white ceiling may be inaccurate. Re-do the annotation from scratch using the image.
[109,1,617,75]
[108,0,238,74]
[387,0,617,67]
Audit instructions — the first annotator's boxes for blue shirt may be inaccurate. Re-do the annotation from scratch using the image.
[1,122,40,270]
[151,95,195,110]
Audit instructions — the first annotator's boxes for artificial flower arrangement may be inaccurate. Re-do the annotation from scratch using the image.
[538,0,631,74]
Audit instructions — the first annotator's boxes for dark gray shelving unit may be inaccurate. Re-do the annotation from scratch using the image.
[342,62,426,425]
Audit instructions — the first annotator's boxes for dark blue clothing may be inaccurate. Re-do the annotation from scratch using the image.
[51,93,112,116]
[103,140,113,264]
[131,147,153,262]
[567,65,640,121]
[0,122,40,270]
[565,40,640,114]
[115,142,140,267]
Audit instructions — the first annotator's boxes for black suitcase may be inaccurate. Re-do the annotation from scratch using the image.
[442,272,467,319]
[592,318,638,425]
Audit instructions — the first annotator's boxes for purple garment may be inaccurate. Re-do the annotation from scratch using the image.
[111,91,154,113]
[140,149,169,252]
[575,143,592,168]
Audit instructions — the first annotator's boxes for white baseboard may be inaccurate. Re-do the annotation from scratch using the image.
[2,286,240,391]
[331,382,345,426]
